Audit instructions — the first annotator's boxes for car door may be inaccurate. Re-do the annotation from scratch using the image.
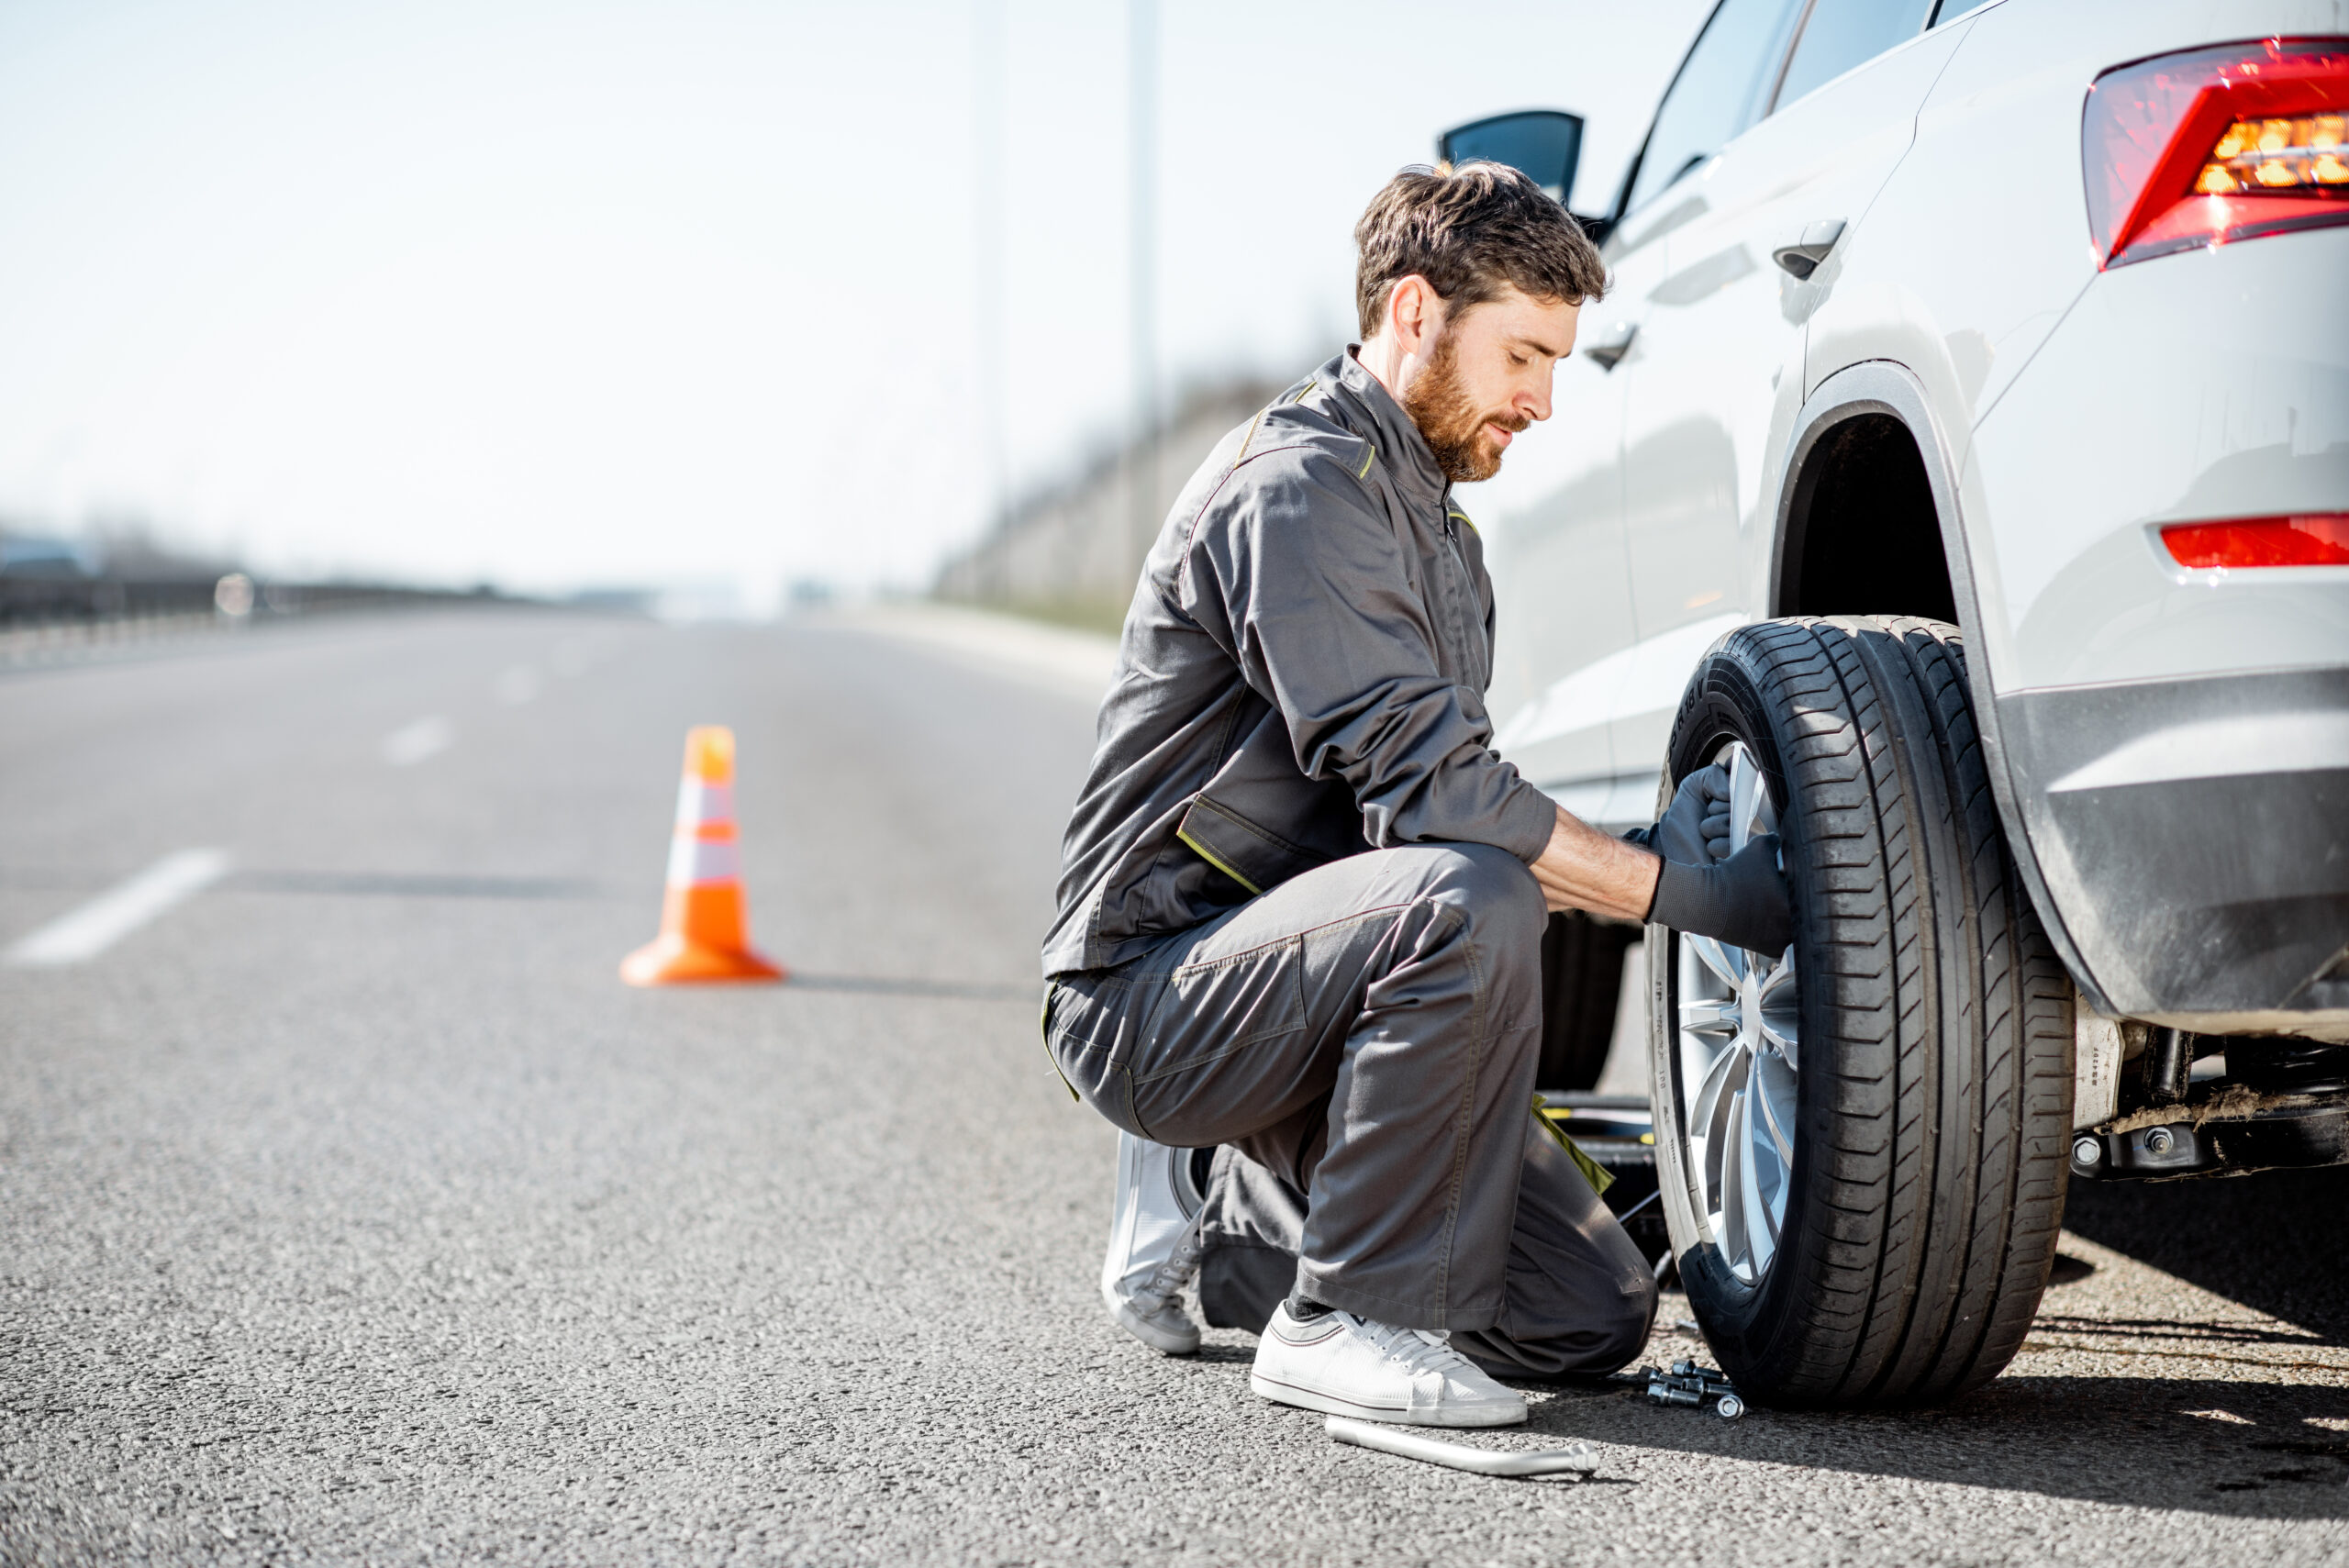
[1486,0,1809,828]
[1480,317,1636,821]
[1611,0,1970,778]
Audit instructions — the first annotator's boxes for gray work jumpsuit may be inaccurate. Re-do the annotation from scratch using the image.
[1043,349,1657,1378]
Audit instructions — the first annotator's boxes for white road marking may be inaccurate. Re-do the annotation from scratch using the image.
[382,715,453,765]
[495,664,541,705]
[5,848,232,967]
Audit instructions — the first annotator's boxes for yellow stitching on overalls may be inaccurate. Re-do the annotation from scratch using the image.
[1532,1093,1614,1196]
[1235,406,1270,461]
[1355,440,1377,480]
[1174,826,1266,896]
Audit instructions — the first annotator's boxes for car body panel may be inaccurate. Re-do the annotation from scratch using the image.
[1617,20,1970,772]
[1973,228,2349,693]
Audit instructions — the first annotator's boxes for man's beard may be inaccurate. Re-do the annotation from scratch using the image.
[1400,331,1528,484]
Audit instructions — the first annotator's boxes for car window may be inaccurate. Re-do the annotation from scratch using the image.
[1623,0,1809,217]
[1772,0,1936,111]
[1931,0,1998,22]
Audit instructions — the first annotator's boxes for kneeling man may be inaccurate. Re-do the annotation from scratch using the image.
[1043,162,1791,1427]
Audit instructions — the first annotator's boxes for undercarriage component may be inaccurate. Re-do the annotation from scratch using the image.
[2070,1080,2349,1181]
[2230,1035,2349,1095]
[2138,1026,2194,1106]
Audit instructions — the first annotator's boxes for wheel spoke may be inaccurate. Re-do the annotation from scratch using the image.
[1719,1085,1750,1272]
[1728,747,1762,855]
[1686,932,1745,990]
[1738,1086,1779,1276]
[1757,951,1799,1067]
[1679,995,1741,1037]
[1753,1053,1798,1164]
[1687,1034,1744,1154]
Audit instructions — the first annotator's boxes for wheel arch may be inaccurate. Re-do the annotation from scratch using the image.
[1769,360,2104,1012]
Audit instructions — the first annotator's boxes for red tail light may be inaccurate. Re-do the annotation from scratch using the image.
[2084,38,2349,268]
[2161,514,2349,568]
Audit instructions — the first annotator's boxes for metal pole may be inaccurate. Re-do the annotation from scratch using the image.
[1128,0,1158,584]
[972,0,1008,604]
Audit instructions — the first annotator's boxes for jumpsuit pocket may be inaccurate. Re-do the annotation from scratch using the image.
[1174,794,1331,897]
[1045,973,1148,1137]
[1126,938,1308,1144]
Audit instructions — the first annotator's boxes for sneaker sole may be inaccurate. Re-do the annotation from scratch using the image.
[1248,1371,1525,1429]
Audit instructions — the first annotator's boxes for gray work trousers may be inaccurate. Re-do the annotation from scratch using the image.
[1047,842,1657,1376]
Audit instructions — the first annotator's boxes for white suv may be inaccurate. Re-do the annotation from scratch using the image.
[1447,0,2347,1407]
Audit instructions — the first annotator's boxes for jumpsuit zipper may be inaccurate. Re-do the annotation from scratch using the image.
[1439,510,1475,680]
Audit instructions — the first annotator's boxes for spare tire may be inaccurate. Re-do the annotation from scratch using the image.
[1646,616,2074,1406]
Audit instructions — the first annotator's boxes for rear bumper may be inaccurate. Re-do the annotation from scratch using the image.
[1965,226,2349,695]
[2000,666,2349,1039]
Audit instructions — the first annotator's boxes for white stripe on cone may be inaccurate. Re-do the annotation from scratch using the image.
[665,835,741,887]
[674,781,735,829]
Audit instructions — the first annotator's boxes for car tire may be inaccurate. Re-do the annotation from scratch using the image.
[1646,615,2075,1406]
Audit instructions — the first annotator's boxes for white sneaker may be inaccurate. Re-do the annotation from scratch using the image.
[1100,1132,1207,1355]
[1250,1304,1528,1428]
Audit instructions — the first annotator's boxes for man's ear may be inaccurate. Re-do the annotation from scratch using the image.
[1386,274,1443,359]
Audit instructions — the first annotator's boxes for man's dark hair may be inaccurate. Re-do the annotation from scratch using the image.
[1353,161,1607,339]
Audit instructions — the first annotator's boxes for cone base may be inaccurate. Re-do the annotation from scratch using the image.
[619,932,787,986]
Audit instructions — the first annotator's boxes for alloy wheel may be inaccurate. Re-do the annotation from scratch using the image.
[1672,740,1799,1286]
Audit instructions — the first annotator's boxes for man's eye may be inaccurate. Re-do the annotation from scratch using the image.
[1508,353,1528,367]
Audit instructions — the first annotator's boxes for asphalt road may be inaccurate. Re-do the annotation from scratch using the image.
[3,608,2345,1566]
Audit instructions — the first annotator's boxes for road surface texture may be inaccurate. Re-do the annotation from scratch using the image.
[3,608,2343,1565]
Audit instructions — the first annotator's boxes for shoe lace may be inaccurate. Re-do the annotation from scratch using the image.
[1354,1316,1475,1381]
[1133,1211,1206,1310]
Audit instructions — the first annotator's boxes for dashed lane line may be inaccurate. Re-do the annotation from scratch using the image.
[495,665,541,705]
[4,848,232,967]
[381,715,454,765]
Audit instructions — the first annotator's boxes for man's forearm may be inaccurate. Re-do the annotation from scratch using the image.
[1527,805,1661,921]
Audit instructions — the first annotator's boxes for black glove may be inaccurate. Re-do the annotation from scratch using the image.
[1647,833,1795,956]
[1652,762,1735,866]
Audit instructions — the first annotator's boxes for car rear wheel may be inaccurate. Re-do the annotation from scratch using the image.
[1537,910,1641,1091]
[1647,616,2074,1406]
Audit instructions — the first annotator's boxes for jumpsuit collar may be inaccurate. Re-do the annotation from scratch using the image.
[1334,347,1451,517]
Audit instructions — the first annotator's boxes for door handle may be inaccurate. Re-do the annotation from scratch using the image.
[1771,218,1847,280]
[1583,318,1638,371]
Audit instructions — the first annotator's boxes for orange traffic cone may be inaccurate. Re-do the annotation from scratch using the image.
[620,725,786,985]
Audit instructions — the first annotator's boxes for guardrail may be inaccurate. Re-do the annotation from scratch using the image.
[0,574,540,669]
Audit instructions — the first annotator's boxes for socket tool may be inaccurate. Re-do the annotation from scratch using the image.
[1641,1362,1744,1418]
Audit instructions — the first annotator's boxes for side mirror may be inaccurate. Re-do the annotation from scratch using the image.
[1437,109,1611,247]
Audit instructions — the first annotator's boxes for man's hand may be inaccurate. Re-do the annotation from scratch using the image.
[1653,762,1734,866]
[1648,835,1796,956]
[1530,792,1796,955]
[1529,806,1665,921]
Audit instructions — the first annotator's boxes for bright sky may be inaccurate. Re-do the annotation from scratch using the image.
[0,0,1710,606]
